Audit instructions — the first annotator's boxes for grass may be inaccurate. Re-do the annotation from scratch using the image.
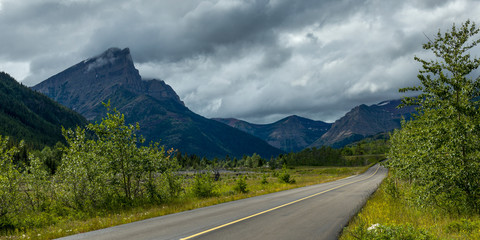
[2,165,368,240]
[340,173,480,240]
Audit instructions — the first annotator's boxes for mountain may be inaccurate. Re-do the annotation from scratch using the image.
[309,99,416,148]
[32,48,283,158]
[214,115,331,152]
[0,72,87,148]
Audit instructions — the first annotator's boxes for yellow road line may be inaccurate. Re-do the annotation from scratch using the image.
[180,165,382,240]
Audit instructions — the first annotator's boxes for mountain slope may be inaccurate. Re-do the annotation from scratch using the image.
[0,72,87,148]
[214,115,331,152]
[32,48,282,158]
[309,100,416,148]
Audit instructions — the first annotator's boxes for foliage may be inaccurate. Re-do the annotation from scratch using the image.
[192,173,216,198]
[278,164,295,184]
[176,141,383,170]
[86,104,145,203]
[388,20,480,214]
[23,154,51,214]
[445,218,480,234]
[279,146,344,166]
[261,174,269,184]
[55,126,112,210]
[0,104,180,235]
[340,175,480,240]
[244,153,264,168]
[0,72,87,149]
[2,163,364,239]
[342,134,390,156]
[56,104,180,209]
[0,136,22,229]
[34,143,65,175]
[234,175,248,193]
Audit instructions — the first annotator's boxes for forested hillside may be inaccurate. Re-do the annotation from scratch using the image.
[0,72,87,148]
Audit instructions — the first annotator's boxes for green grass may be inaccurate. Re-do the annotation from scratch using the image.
[340,174,480,240]
[2,166,367,240]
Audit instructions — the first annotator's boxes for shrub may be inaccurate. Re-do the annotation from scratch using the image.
[261,174,269,184]
[234,176,248,193]
[278,165,295,184]
[192,173,215,198]
[382,177,400,199]
[445,218,480,234]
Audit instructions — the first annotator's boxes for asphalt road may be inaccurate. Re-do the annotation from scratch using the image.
[58,164,387,240]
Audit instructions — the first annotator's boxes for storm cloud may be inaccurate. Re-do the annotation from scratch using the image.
[1,0,479,123]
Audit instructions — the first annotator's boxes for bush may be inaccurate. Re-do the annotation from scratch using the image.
[234,176,248,193]
[445,218,480,234]
[192,173,215,198]
[382,177,400,199]
[278,165,295,184]
[261,174,269,184]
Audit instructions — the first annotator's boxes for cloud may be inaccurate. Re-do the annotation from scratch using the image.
[1,0,480,123]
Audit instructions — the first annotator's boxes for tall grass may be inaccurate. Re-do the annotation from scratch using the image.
[340,174,480,240]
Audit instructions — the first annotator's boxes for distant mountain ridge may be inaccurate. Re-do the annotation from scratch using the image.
[0,72,87,148]
[32,48,283,158]
[309,99,416,148]
[214,115,331,152]
[216,99,416,151]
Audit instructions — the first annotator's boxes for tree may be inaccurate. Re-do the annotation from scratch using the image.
[56,104,180,208]
[389,20,480,213]
[0,136,23,228]
[55,126,111,210]
[87,104,144,202]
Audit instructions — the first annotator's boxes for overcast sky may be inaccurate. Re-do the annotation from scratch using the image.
[1,0,480,123]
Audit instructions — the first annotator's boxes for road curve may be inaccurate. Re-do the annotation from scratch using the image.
[58,164,387,240]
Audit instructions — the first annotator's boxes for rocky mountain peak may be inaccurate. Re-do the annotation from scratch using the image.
[309,99,416,148]
[84,48,133,73]
[31,48,282,158]
[32,47,184,120]
[143,78,184,106]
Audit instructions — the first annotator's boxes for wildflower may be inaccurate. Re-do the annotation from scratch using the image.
[367,223,381,231]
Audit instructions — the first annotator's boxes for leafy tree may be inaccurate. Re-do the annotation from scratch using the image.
[55,126,111,210]
[23,154,51,212]
[389,20,480,213]
[87,104,144,202]
[0,136,23,228]
[35,142,64,175]
[140,144,180,202]
[56,104,179,209]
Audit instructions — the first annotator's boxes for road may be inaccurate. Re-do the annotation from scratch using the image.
[58,164,387,240]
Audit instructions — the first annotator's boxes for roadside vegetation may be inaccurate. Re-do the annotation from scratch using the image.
[341,20,480,240]
[0,100,377,239]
